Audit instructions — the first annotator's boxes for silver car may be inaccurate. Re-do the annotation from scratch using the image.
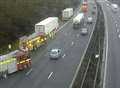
[87,17,93,24]
[49,48,61,59]
[81,28,88,35]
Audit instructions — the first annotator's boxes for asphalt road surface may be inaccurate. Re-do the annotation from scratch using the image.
[0,1,97,88]
[100,1,120,88]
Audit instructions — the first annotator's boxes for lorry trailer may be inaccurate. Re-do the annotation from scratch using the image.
[62,8,73,21]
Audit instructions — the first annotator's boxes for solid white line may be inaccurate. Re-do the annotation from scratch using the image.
[48,72,53,79]
[26,68,33,76]
[80,58,91,88]
[59,20,71,30]
[57,18,73,33]
[116,23,118,27]
[102,3,109,88]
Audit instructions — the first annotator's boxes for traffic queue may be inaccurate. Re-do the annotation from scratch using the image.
[0,0,89,79]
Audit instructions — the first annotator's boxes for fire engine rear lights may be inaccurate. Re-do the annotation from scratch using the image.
[37,40,40,43]
[20,60,26,64]
[27,42,29,45]
[29,44,32,47]
[28,37,40,43]
[41,39,44,42]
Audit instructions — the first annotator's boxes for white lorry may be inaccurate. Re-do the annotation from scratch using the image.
[35,17,59,37]
[87,16,93,24]
[62,8,73,21]
[73,13,84,29]
[111,4,119,13]
[0,50,31,78]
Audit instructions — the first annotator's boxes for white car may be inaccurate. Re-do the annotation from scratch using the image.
[87,17,93,24]
[49,48,61,59]
[111,4,119,12]
[81,28,88,35]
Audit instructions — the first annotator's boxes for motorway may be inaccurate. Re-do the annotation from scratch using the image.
[99,1,120,88]
[0,1,97,88]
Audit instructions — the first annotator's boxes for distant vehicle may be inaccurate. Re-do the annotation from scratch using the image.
[20,17,59,51]
[49,48,61,59]
[93,6,96,9]
[92,11,96,15]
[87,16,93,24]
[81,28,88,35]
[111,4,119,12]
[62,8,73,21]
[73,13,84,29]
[0,50,31,78]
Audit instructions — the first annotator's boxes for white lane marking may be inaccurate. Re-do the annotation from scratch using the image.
[103,4,109,88]
[26,68,33,76]
[48,72,53,79]
[62,54,66,58]
[71,41,74,46]
[57,18,72,33]
[116,23,118,27]
[118,34,120,38]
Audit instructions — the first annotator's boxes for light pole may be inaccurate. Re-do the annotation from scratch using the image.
[8,44,12,52]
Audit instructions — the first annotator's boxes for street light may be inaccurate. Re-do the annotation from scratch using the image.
[8,44,12,51]
[95,54,100,59]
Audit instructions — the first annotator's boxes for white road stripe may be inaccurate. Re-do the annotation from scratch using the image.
[48,72,53,79]
[103,3,109,88]
[116,23,118,27]
[26,68,33,76]
[71,41,74,46]
[62,54,66,58]
[56,18,73,33]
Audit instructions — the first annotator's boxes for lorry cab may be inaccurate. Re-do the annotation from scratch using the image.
[73,13,84,29]
[111,4,119,13]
